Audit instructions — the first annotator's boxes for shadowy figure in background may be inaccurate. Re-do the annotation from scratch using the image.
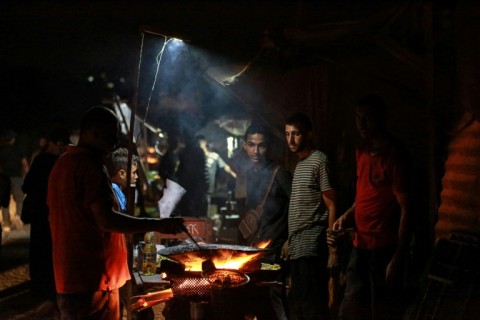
[196,134,237,196]
[158,134,181,186]
[0,170,11,246]
[0,129,29,232]
[176,131,208,217]
[30,132,49,163]
[283,112,337,320]
[21,127,70,316]
[241,124,291,320]
[47,106,185,319]
[196,134,237,230]
[331,95,411,320]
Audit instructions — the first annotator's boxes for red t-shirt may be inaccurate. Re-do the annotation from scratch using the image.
[354,142,408,249]
[47,146,130,293]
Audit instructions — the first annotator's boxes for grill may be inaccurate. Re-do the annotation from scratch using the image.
[132,243,283,320]
[169,273,211,300]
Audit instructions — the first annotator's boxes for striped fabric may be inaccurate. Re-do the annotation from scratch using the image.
[288,150,333,259]
[436,115,480,239]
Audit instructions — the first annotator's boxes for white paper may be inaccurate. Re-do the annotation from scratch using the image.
[158,179,187,218]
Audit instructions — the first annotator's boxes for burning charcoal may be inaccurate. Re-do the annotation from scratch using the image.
[202,259,216,273]
[204,270,250,287]
[223,275,232,286]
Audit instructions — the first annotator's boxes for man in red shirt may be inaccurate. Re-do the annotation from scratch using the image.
[47,106,184,319]
[331,95,411,320]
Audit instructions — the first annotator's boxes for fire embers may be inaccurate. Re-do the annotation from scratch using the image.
[203,269,250,288]
[167,257,252,301]
[201,258,250,288]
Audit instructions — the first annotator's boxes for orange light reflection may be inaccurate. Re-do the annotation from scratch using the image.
[256,240,271,249]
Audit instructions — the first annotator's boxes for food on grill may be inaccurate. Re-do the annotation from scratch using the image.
[261,263,281,270]
[203,269,250,287]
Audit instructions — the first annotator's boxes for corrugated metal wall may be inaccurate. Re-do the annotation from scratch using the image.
[435,113,480,240]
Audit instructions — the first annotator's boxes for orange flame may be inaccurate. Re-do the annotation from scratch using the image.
[177,250,263,272]
[255,240,271,249]
[212,251,262,270]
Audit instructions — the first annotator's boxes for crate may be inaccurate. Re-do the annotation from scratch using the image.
[156,217,214,243]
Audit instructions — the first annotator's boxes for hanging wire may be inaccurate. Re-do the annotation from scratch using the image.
[133,32,145,127]
[125,31,146,197]
[136,36,172,142]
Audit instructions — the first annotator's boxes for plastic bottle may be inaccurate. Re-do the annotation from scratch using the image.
[142,232,157,276]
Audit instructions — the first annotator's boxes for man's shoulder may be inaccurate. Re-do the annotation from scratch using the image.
[311,149,328,158]
[251,161,280,175]
[54,146,102,169]
[301,150,328,165]
[265,161,281,170]
[266,162,292,180]
[31,152,59,167]
[207,152,220,161]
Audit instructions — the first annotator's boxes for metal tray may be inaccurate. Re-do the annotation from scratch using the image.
[157,243,268,256]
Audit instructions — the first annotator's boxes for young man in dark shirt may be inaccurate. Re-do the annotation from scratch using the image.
[241,123,292,320]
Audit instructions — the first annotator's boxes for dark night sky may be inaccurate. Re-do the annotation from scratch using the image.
[0,1,296,140]
[1,0,431,148]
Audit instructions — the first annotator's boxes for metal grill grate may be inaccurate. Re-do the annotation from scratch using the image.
[170,275,211,300]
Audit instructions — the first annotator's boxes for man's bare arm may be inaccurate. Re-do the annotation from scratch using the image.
[90,199,185,235]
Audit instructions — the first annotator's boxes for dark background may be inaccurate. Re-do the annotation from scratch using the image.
[1,0,477,237]
[2,3,480,317]
[0,1,295,136]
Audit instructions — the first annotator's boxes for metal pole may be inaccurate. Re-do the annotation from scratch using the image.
[126,32,145,211]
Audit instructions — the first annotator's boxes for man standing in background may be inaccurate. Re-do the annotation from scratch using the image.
[196,135,237,229]
[331,95,411,320]
[241,123,291,320]
[197,135,237,196]
[283,112,337,320]
[22,128,70,315]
